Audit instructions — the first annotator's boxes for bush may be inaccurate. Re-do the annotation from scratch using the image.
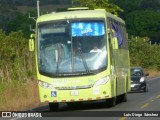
[0,30,35,82]
[129,36,160,71]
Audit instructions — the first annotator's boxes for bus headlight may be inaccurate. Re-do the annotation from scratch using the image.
[38,80,53,89]
[93,76,110,87]
[140,77,145,82]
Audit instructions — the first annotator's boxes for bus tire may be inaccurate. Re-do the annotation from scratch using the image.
[121,93,127,102]
[49,103,59,111]
[106,97,116,107]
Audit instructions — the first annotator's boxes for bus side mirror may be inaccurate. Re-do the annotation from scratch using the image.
[30,34,35,38]
[29,34,35,52]
[110,29,118,50]
[111,37,118,49]
[29,39,35,51]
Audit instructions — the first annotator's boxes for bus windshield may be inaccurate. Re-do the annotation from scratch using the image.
[38,19,107,76]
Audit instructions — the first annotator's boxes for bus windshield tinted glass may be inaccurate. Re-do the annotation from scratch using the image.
[38,20,107,76]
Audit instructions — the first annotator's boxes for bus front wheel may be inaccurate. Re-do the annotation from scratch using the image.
[106,97,116,107]
[49,103,59,111]
[67,102,83,108]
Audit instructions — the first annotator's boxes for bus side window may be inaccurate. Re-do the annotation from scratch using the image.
[110,22,123,47]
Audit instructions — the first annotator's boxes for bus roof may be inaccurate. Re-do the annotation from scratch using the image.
[37,9,125,24]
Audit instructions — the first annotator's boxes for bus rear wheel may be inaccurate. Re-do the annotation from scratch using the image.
[49,103,59,111]
[121,93,127,102]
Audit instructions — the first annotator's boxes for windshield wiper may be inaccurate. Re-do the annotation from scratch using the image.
[77,47,90,74]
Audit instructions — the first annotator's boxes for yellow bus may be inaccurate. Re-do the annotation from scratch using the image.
[29,8,130,111]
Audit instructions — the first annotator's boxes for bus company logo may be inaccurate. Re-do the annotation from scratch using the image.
[88,79,94,83]
[72,86,77,90]
[2,112,11,117]
[52,79,67,84]
[52,79,81,84]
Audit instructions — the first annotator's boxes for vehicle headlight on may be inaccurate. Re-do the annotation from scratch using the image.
[140,77,145,82]
[93,76,110,87]
[38,80,53,89]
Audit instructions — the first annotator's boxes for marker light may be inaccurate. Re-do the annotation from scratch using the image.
[38,80,53,89]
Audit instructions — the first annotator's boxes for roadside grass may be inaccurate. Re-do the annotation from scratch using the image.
[0,80,40,111]
[145,69,160,79]
[0,31,40,111]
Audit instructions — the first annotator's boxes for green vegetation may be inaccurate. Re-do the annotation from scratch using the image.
[6,11,35,38]
[126,10,160,42]
[0,30,35,82]
[0,30,37,110]
[129,36,160,70]
[109,0,160,43]
[0,0,71,6]
[73,0,123,15]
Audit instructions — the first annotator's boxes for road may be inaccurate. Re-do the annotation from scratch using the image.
[7,77,160,120]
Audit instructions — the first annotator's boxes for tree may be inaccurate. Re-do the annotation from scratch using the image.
[5,11,36,38]
[139,0,160,10]
[129,36,160,70]
[72,0,123,15]
[126,10,160,43]
[109,0,160,43]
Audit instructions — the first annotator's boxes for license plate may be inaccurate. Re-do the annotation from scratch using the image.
[70,90,78,96]
[131,84,135,87]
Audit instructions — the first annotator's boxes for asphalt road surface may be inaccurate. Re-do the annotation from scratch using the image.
[6,76,160,120]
